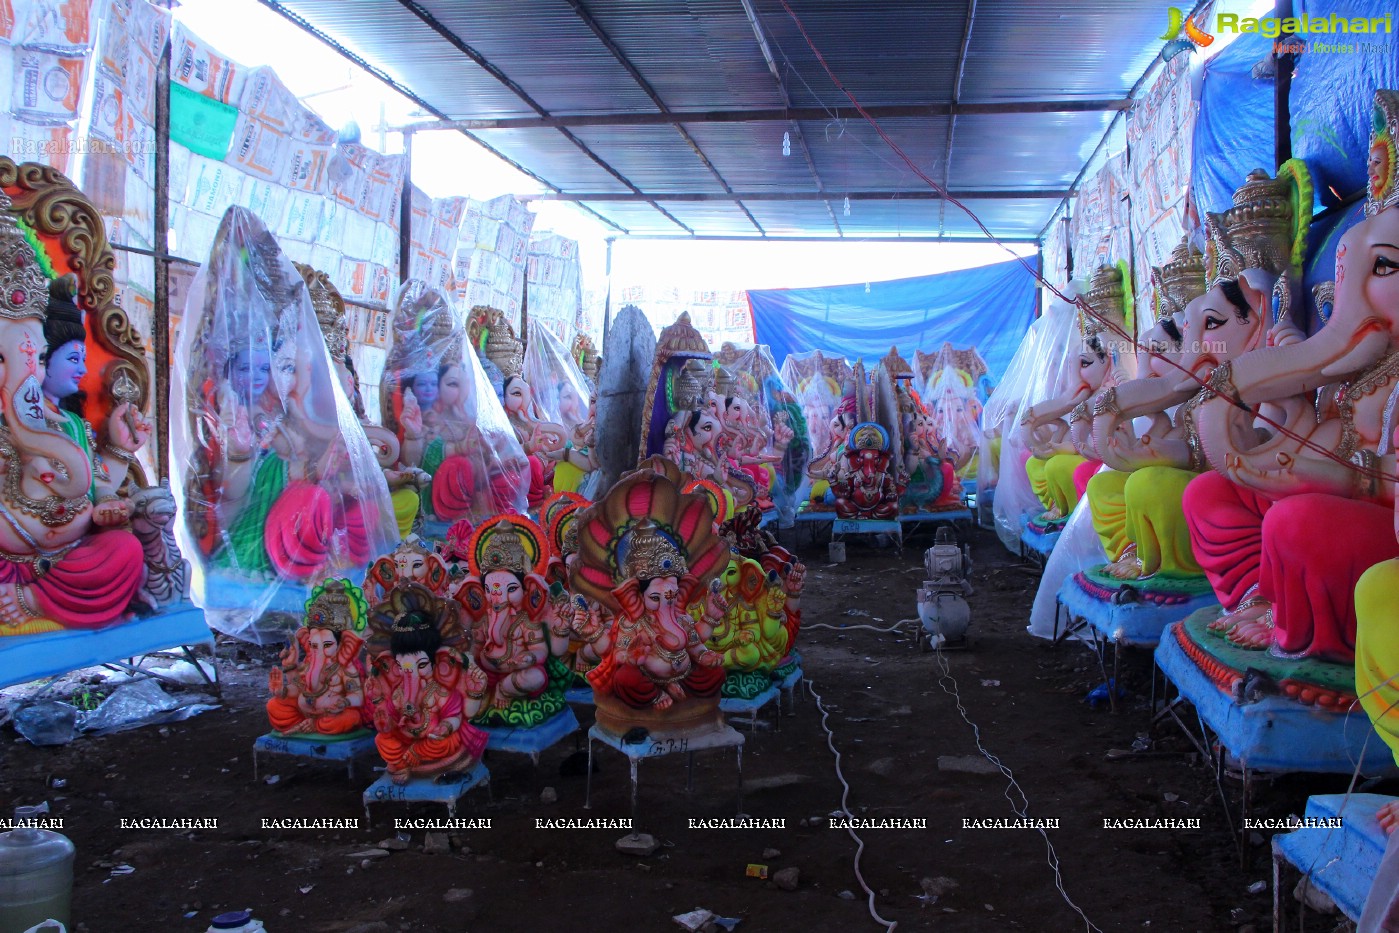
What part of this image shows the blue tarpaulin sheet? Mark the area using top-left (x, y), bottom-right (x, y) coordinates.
top-left (748, 258), bottom-right (1038, 381)
top-left (1292, 0), bottom-right (1399, 208)
top-left (1191, 31), bottom-right (1275, 219)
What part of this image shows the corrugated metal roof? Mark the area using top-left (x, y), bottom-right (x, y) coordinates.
top-left (268, 0), bottom-right (1174, 240)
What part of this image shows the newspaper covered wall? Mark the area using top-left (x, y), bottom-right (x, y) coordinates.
top-left (525, 231), bottom-right (581, 343)
top-left (454, 192), bottom-right (533, 328)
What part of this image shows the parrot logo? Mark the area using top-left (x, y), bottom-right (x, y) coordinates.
top-left (1160, 6), bottom-right (1214, 60)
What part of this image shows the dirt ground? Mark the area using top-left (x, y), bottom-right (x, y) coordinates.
top-left (1, 523), bottom-right (1372, 933)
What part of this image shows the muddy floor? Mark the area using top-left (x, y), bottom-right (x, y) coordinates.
top-left (1, 523), bottom-right (1374, 932)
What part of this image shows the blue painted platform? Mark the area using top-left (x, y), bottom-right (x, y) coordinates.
top-left (777, 664), bottom-right (803, 692)
top-left (1059, 573), bottom-right (1219, 647)
top-left (1155, 622), bottom-right (1396, 774)
top-left (1274, 793), bottom-right (1391, 922)
top-left (565, 686), bottom-right (595, 705)
top-left (362, 761), bottom-right (491, 821)
top-left (1019, 523), bottom-right (1061, 558)
top-left (897, 509), bottom-right (971, 526)
top-left (253, 730), bottom-right (376, 779)
top-left (832, 518), bottom-right (901, 534)
top-left (202, 575), bottom-right (318, 615)
top-left (795, 510), bottom-right (835, 523)
top-left (759, 509), bottom-right (778, 527)
top-left (720, 684), bottom-right (780, 715)
top-left (0, 602), bottom-right (212, 689)
top-left (480, 707), bottom-right (580, 760)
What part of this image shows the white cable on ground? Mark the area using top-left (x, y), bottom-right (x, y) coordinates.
top-left (807, 620), bottom-right (912, 634)
top-left (931, 638), bottom-right (1105, 933)
top-left (807, 676), bottom-right (899, 932)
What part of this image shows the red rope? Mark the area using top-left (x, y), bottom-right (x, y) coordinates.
top-left (774, 0), bottom-right (1394, 489)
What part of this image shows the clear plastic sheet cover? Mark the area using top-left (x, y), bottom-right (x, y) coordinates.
top-left (381, 280), bottom-right (531, 525)
top-left (716, 343), bottom-right (812, 525)
top-left (778, 350), bottom-right (852, 510)
top-left (524, 317), bottom-right (592, 430)
top-left (920, 347), bottom-right (987, 479)
top-left (989, 288), bottom-right (1083, 551)
top-left (171, 207), bottom-right (398, 638)
top-left (1027, 490), bottom-right (1106, 640)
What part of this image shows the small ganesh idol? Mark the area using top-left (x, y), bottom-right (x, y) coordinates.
top-left (0, 183), bottom-right (152, 632)
top-left (469, 306), bottom-right (564, 511)
top-left (174, 208), bottom-right (398, 626)
top-left (831, 422), bottom-right (904, 520)
top-left (570, 464), bottom-right (731, 737)
top-left (380, 283), bottom-right (530, 530)
top-left (542, 490), bottom-right (608, 683)
top-left (364, 581), bottom-right (489, 784)
top-left (266, 579), bottom-right (370, 738)
top-left (363, 535), bottom-right (451, 604)
top-left (455, 515), bottom-right (570, 728)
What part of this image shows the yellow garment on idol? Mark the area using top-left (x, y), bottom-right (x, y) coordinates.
top-left (1087, 469), bottom-right (1129, 561)
top-left (1026, 456), bottom-right (1051, 510)
top-left (1356, 558), bottom-right (1399, 765)
top-left (1043, 453), bottom-right (1087, 515)
top-left (553, 459), bottom-right (586, 494)
top-left (1124, 466), bottom-right (1201, 577)
top-left (392, 488), bottom-right (420, 539)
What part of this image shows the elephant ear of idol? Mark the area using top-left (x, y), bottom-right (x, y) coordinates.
top-left (0, 156), bottom-right (148, 483)
top-left (569, 465), bottom-right (725, 614)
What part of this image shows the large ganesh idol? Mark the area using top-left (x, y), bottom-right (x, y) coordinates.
top-left (364, 580), bottom-right (488, 784)
top-left (467, 306), bottom-right (563, 511)
top-left (922, 343), bottom-right (991, 487)
top-left (299, 264), bottom-right (427, 539)
top-left (266, 579), bottom-right (369, 738)
top-left (175, 208), bottom-right (398, 629)
top-left (832, 421), bottom-right (905, 520)
top-left (1017, 264), bottom-right (1130, 548)
top-left (779, 350), bottom-right (852, 512)
top-left (640, 313), bottom-right (755, 509)
top-left (1184, 94), bottom-right (1399, 666)
top-left (524, 318), bottom-right (599, 498)
top-left (873, 347), bottom-right (951, 514)
top-left (454, 514), bottom-right (570, 728)
top-left (570, 462), bottom-right (731, 737)
top-left (0, 169), bottom-right (162, 633)
top-left (379, 283), bottom-right (530, 535)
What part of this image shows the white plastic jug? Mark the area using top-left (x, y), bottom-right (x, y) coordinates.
top-left (0, 803), bottom-right (74, 933)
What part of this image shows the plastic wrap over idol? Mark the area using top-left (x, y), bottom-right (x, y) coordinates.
top-left (172, 207), bottom-right (398, 638)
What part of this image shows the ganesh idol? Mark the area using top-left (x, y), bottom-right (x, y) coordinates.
top-left (524, 318), bottom-right (600, 497)
top-left (1184, 93), bottom-right (1399, 664)
top-left (570, 463), bottom-right (731, 736)
top-left (175, 208), bottom-right (398, 615)
top-left (379, 283), bottom-right (530, 531)
top-left (1017, 263), bottom-right (1130, 536)
top-left (454, 514), bottom-right (570, 728)
top-left (266, 579), bottom-right (369, 737)
top-left (0, 184), bottom-right (150, 631)
top-left (364, 580), bottom-right (489, 784)
top-left (469, 306), bottom-right (564, 511)
top-left (299, 263), bottom-right (427, 539)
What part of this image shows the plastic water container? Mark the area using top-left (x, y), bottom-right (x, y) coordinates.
top-left (0, 803), bottom-right (74, 933)
top-left (206, 910), bottom-right (266, 932)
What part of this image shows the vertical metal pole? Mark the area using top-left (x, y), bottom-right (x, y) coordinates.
top-left (1273, 0), bottom-right (1294, 168)
top-left (601, 236), bottom-right (614, 346)
top-left (399, 130), bottom-right (413, 285)
top-left (520, 274), bottom-right (529, 340)
top-left (153, 21), bottom-right (172, 482)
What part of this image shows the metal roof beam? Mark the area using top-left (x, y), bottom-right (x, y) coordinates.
top-left (394, 0), bottom-right (693, 234)
top-left (939, 0), bottom-right (978, 235)
top-left (561, 0), bottom-right (765, 236)
top-left (525, 189), bottom-right (1071, 202)
top-left (256, 0), bottom-right (628, 234)
top-left (397, 99), bottom-right (1130, 133)
top-left (738, 0), bottom-right (842, 237)
top-left (619, 235), bottom-right (1040, 244)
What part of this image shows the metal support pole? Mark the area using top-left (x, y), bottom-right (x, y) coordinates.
top-left (398, 130), bottom-right (413, 284)
top-left (601, 237), bottom-right (614, 347)
top-left (152, 19), bottom-right (172, 481)
top-left (1273, 0), bottom-right (1295, 169)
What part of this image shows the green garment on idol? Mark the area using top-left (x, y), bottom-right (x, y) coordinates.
top-left (52, 409), bottom-right (98, 503)
top-left (215, 452), bottom-right (287, 576)
top-left (419, 436), bottom-right (445, 520)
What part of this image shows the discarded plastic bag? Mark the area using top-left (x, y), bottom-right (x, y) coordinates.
top-left (13, 701), bottom-right (79, 746)
top-left (79, 679), bottom-right (219, 736)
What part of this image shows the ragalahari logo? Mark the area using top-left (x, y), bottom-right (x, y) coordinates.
top-left (1161, 7), bottom-right (1215, 60)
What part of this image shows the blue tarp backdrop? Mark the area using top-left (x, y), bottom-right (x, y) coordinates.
top-left (748, 258), bottom-right (1039, 382)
